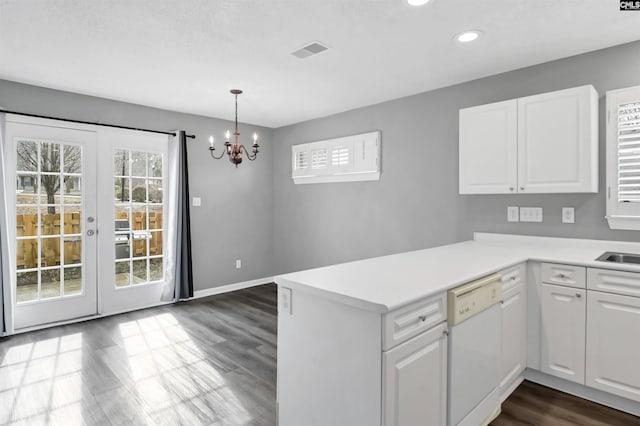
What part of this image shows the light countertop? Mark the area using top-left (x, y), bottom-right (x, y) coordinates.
top-left (274, 233), bottom-right (640, 313)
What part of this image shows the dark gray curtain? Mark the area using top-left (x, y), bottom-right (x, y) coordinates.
top-left (176, 131), bottom-right (193, 299)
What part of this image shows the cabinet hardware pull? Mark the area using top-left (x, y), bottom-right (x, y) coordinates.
top-left (418, 315), bottom-right (427, 322)
top-left (509, 187), bottom-right (514, 191)
top-left (443, 330), bottom-right (449, 336)
top-left (510, 276), bottom-right (516, 281)
top-left (558, 273), bottom-right (566, 279)
top-left (575, 293), bottom-right (582, 298)
top-left (520, 187), bottom-right (525, 191)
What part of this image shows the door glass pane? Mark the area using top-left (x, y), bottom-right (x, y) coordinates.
top-left (115, 262), bottom-right (130, 287)
top-left (114, 178), bottom-right (130, 203)
top-left (16, 140), bottom-right (38, 171)
top-left (132, 259), bottom-right (147, 285)
top-left (40, 142), bottom-right (61, 173)
top-left (131, 151), bottom-right (146, 177)
top-left (14, 139), bottom-right (84, 304)
top-left (16, 271), bottom-right (38, 303)
top-left (63, 239), bottom-right (81, 265)
top-left (112, 149), bottom-right (163, 288)
top-left (41, 269), bottom-right (61, 299)
top-left (62, 176), bottom-right (81, 203)
top-left (63, 145), bottom-right (82, 173)
top-left (149, 258), bottom-right (163, 282)
top-left (64, 267), bottom-right (82, 296)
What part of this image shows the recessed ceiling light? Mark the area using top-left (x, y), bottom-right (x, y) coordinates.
top-left (406, 0), bottom-right (431, 7)
top-left (456, 30), bottom-right (481, 43)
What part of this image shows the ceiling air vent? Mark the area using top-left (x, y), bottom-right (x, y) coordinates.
top-left (291, 42), bottom-right (329, 59)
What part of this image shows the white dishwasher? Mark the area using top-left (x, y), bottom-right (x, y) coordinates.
top-left (447, 273), bottom-right (502, 426)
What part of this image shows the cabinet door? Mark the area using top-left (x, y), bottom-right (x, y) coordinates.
top-left (586, 291), bottom-right (640, 402)
top-left (517, 85), bottom-right (598, 193)
top-left (459, 100), bottom-right (518, 194)
top-left (383, 322), bottom-right (447, 426)
top-left (500, 283), bottom-right (527, 396)
top-left (540, 284), bottom-right (586, 384)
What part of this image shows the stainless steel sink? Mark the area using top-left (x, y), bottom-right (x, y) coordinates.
top-left (596, 252), bottom-right (640, 265)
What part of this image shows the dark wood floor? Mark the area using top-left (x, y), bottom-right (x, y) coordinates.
top-left (0, 284), bottom-right (277, 425)
top-left (2, 284), bottom-right (639, 425)
top-left (492, 380), bottom-right (640, 426)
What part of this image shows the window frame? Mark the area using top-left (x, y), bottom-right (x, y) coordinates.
top-left (291, 131), bottom-right (381, 184)
top-left (606, 85), bottom-right (640, 230)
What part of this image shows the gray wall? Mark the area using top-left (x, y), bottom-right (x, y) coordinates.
top-left (0, 80), bottom-right (274, 291)
top-left (272, 41), bottom-right (640, 275)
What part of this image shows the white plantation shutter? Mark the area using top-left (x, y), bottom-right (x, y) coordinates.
top-left (291, 131), bottom-right (380, 184)
top-left (617, 102), bottom-right (640, 203)
top-left (606, 86), bottom-right (640, 230)
top-left (311, 149), bottom-right (328, 170)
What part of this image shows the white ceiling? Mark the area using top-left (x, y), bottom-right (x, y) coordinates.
top-left (1, 0), bottom-right (640, 128)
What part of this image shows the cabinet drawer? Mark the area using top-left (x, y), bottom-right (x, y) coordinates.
top-left (383, 293), bottom-right (446, 351)
top-left (501, 263), bottom-right (526, 293)
top-left (541, 263), bottom-right (586, 288)
top-left (587, 268), bottom-right (640, 298)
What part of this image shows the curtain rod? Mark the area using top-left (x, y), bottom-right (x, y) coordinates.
top-left (0, 109), bottom-right (196, 139)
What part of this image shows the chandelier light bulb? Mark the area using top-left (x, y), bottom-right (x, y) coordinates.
top-left (225, 130), bottom-right (231, 140)
top-left (209, 136), bottom-right (214, 147)
top-left (253, 132), bottom-right (258, 142)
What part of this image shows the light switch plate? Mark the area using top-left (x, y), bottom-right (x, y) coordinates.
top-left (192, 197), bottom-right (202, 207)
top-left (520, 207), bottom-right (543, 223)
top-left (562, 207), bottom-right (575, 224)
top-left (507, 206), bottom-right (519, 222)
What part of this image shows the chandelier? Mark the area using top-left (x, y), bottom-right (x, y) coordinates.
top-left (209, 89), bottom-right (259, 167)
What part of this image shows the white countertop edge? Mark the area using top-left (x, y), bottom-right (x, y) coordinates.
top-left (274, 233), bottom-right (640, 314)
top-left (275, 276), bottom-right (388, 313)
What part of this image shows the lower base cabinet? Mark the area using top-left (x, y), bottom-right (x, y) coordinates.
top-left (586, 290), bottom-right (640, 402)
top-left (500, 282), bottom-right (527, 395)
top-left (383, 322), bottom-right (448, 426)
top-left (540, 283), bottom-right (586, 384)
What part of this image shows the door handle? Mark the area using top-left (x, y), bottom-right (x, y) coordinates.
top-left (87, 216), bottom-right (95, 223)
top-left (87, 230), bottom-right (95, 237)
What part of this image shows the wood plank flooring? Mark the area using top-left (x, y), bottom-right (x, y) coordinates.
top-left (492, 381), bottom-right (640, 426)
top-left (2, 284), bottom-right (639, 425)
top-left (0, 284), bottom-right (277, 426)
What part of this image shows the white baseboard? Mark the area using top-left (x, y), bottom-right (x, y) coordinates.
top-left (524, 369), bottom-right (640, 417)
top-left (193, 276), bottom-right (274, 299)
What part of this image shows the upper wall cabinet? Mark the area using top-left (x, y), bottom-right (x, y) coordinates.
top-left (459, 85), bottom-right (599, 194)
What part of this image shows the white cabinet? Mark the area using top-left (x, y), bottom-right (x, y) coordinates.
top-left (383, 322), bottom-right (447, 426)
top-left (459, 100), bottom-right (518, 194)
top-left (586, 291), bottom-right (640, 402)
top-left (500, 281), bottom-right (527, 397)
top-left (540, 283), bottom-right (586, 384)
top-left (459, 85), bottom-right (598, 194)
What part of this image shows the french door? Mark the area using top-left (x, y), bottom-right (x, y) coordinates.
top-left (97, 128), bottom-right (169, 314)
top-left (5, 117), bottom-right (98, 329)
top-left (4, 115), bottom-right (170, 330)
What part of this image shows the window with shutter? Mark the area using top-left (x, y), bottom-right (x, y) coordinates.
top-left (606, 86), bottom-right (640, 230)
top-left (291, 131), bottom-right (381, 184)
top-left (617, 102), bottom-right (640, 203)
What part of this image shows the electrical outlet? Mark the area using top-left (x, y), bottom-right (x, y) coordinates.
top-left (192, 197), bottom-right (202, 207)
top-left (235, 259), bottom-right (241, 269)
top-left (280, 287), bottom-right (292, 315)
top-left (520, 207), bottom-right (543, 223)
top-left (562, 207), bottom-right (575, 224)
top-left (507, 206), bottom-right (519, 222)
